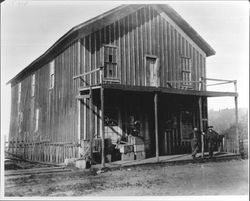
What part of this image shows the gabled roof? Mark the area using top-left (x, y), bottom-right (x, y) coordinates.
top-left (7, 4), bottom-right (215, 85)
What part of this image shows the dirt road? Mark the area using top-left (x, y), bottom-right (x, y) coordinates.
top-left (5, 159), bottom-right (248, 196)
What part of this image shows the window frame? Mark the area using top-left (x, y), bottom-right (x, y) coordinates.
top-left (49, 60), bottom-right (55, 89)
top-left (103, 45), bottom-right (120, 82)
top-left (31, 74), bottom-right (36, 97)
top-left (17, 82), bottom-right (22, 116)
top-left (180, 55), bottom-right (192, 87)
top-left (145, 55), bottom-right (159, 87)
top-left (35, 108), bottom-right (39, 132)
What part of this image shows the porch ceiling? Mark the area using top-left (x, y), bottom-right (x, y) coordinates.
top-left (101, 84), bottom-right (238, 97)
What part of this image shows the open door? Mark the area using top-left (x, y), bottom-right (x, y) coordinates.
top-left (180, 111), bottom-right (193, 141)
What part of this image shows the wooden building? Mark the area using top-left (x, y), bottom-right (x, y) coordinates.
top-left (7, 4), bottom-right (238, 165)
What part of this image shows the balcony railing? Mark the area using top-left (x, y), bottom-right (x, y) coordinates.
top-left (165, 77), bottom-right (237, 93)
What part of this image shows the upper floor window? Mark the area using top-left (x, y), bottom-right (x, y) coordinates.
top-left (31, 74), bottom-right (36, 97)
top-left (49, 60), bottom-right (55, 89)
top-left (18, 82), bottom-right (21, 108)
top-left (104, 46), bottom-right (118, 80)
top-left (180, 56), bottom-right (192, 87)
top-left (35, 108), bottom-right (39, 132)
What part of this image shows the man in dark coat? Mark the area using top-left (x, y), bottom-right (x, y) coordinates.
top-left (205, 126), bottom-right (219, 158)
top-left (190, 127), bottom-right (200, 159)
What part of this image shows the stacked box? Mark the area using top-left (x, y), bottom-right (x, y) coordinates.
top-left (135, 151), bottom-right (146, 160)
top-left (134, 144), bottom-right (145, 152)
top-left (105, 154), bottom-right (112, 162)
top-left (75, 159), bottom-right (87, 169)
top-left (118, 144), bottom-right (134, 154)
top-left (121, 152), bottom-right (135, 161)
top-left (64, 158), bottom-right (77, 166)
top-left (128, 135), bottom-right (144, 145)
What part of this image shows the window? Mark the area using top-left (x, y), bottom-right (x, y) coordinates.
top-left (49, 60), bottom-right (55, 89)
top-left (17, 82), bottom-right (22, 133)
top-left (35, 108), bottom-right (39, 132)
top-left (146, 56), bottom-right (158, 87)
top-left (18, 112), bottom-right (23, 133)
top-left (104, 46), bottom-right (118, 79)
top-left (180, 56), bottom-right (192, 86)
top-left (31, 74), bottom-right (35, 97)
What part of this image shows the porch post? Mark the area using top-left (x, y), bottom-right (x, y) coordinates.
top-left (89, 86), bottom-right (93, 161)
top-left (77, 99), bottom-right (81, 158)
top-left (154, 92), bottom-right (159, 162)
top-left (77, 39), bottom-right (81, 158)
top-left (198, 97), bottom-right (204, 158)
top-left (100, 68), bottom-right (105, 167)
top-left (234, 81), bottom-right (239, 154)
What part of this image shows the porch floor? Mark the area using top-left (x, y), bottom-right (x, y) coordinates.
top-left (93, 152), bottom-right (240, 170)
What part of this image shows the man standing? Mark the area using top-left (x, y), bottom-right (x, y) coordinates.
top-left (205, 126), bottom-right (219, 158)
top-left (190, 127), bottom-right (199, 159)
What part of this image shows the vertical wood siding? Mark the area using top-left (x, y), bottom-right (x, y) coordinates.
top-left (9, 5), bottom-right (208, 160)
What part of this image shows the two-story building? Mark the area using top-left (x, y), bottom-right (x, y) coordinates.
top-left (7, 4), bottom-right (238, 166)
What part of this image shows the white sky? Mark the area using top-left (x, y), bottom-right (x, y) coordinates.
top-left (1, 1), bottom-right (249, 137)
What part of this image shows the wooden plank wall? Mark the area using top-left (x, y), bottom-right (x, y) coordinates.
top-left (9, 85), bottom-right (18, 139)
top-left (9, 42), bottom-right (79, 144)
top-left (77, 5), bottom-right (207, 143)
top-left (8, 5), bottom-right (208, 161)
top-left (78, 5), bottom-right (206, 89)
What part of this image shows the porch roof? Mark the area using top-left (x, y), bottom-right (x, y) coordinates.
top-left (80, 84), bottom-right (238, 97)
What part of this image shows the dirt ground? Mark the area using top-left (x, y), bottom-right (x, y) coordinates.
top-left (5, 159), bottom-right (248, 197)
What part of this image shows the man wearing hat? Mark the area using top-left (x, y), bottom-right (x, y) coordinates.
top-left (204, 126), bottom-right (219, 158)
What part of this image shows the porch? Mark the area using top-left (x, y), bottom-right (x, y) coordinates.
top-left (78, 83), bottom-right (239, 165)
top-left (93, 151), bottom-right (241, 170)
top-left (75, 68), bottom-right (240, 167)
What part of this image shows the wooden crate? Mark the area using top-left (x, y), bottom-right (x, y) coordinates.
top-left (118, 144), bottom-right (134, 154)
top-left (121, 152), bottom-right (135, 161)
top-left (135, 151), bottom-right (145, 160)
top-left (134, 144), bottom-right (145, 152)
top-left (128, 135), bottom-right (144, 145)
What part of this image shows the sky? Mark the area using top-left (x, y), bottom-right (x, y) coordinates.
top-left (1, 0), bottom-right (249, 137)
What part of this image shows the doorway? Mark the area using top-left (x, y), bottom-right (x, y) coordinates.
top-left (146, 56), bottom-right (158, 87)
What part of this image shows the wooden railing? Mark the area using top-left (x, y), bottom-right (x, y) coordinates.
top-left (165, 77), bottom-right (237, 93)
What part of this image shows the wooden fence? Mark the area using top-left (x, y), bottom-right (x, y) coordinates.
top-left (223, 138), bottom-right (238, 153)
top-left (7, 140), bottom-right (79, 164)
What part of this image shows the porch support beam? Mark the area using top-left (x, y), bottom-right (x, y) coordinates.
top-left (198, 97), bottom-right (204, 158)
top-left (77, 99), bottom-right (81, 158)
top-left (100, 68), bottom-right (105, 167)
top-left (154, 92), bottom-right (159, 162)
top-left (89, 86), bottom-right (93, 161)
top-left (77, 39), bottom-right (81, 158)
